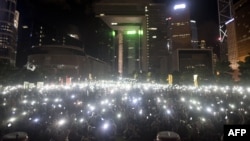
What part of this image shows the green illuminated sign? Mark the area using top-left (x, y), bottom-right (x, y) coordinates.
top-left (126, 30), bottom-right (137, 35)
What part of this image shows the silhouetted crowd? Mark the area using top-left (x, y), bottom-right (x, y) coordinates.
top-left (0, 82), bottom-right (250, 141)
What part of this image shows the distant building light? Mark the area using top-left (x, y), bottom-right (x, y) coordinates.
top-left (152, 35), bottom-right (157, 39)
top-left (22, 25), bottom-right (28, 29)
top-left (166, 17), bottom-right (172, 20)
top-left (138, 30), bottom-right (143, 35)
top-left (148, 27), bottom-right (157, 30)
top-left (145, 6), bottom-right (148, 12)
top-left (174, 4), bottom-right (186, 10)
top-left (14, 11), bottom-right (19, 29)
top-left (190, 20), bottom-right (196, 23)
top-left (127, 30), bottom-right (137, 35)
top-left (100, 13), bottom-right (105, 16)
top-left (68, 34), bottom-right (79, 40)
top-left (111, 23), bottom-right (118, 25)
top-left (225, 18), bottom-right (234, 25)
top-left (112, 31), bottom-right (116, 36)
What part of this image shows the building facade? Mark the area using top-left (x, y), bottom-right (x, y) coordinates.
top-left (94, 0), bottom-right (171, 78)
top-left (146, 3), bottom-right (169, 78)
top-left (0, 0), bottom-right (18, 66)
top-left (168, 2), bottom-right (192, 51)
top-left (225, 0), bottom-right (250, 81)
top-left (27, 45), bottom-right (111, 80)
top-left (94, 0), bottom-right (147, 77)
top-left (190, 20), bottom-right (199, 49)
top-left (234, 0), bottom-right (250, 62)
top-left (94, 0), bottom-right (214, 78)
top-left (167, 1), bottom-right (213, 73)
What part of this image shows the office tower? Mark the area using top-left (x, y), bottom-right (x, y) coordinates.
top-left (168, 2), bottom-right (192, 51)
top-left (226, 18), bottom-right (238, 69)
top-left (0, 0), bottom-right (18, 66)
top-left (16, 20), bottom-right (86, 66)
top-left (94, 0), bottom-right (170, 77)
top-left (19, 22), bottom-right (83, 48)
top-left (225, 0), bottom-right (250, 81)
top-left (167, 1), bottom-right (213, 73)
top-left (95, 0), bottom-right (146, 76)
top-left (25, 23), bottom-right (112, 79)
top-left (94, 0), bottom-right (214, 78)
top-left (27, 44), bottom-right (111, 80)
top-left (190, 20), bottom-right (199, 48)
top-left (146, 3), bottom-right (169, 78)
top-left (234, 0), bottom-right (250, 62)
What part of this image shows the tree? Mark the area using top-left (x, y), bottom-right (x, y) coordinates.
top-left (172, 70), bottom-right (181, 85)
top-left (238, 55), bottom-right (250, 85)
top-left (214, 60), bottom-right (234, 85)
top-left (0, 61), bottom-right (17, 85)
top-left (0, 60), bottom-right (45, 85)
top-left (193, 66), bottom-right (215, 85)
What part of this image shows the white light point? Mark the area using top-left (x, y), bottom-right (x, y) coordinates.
top-left (180, 97), bottom-right (185, 102)
top-left (33, 118), bottom-right (39, 123)
top-left (174, 4), bottom-right (186, 10)
top-left (79, 118), bottom-right (84, 123)
top-left (139, 109), bottom-right (143, 115)
top-left (9, 117), bottom-right (16, 122)
top-left (220, 108), bottom-right (225, 112)
top-left (166, 109), bottom-right (171, 115)
top-left (117, 113), bottom-right (122, 119)
top-left (22, 112), bottom-right (27, 116)
top-left (201, 117), bottom-right (206, 122)
top-left (22, 100), bottom-right (28, 104)
top-left (71, 95), bottom-right (75, 99)
top-left (7, 123), bottom-right (12, 127)
top-left (206, 107), bottom-right (212, 113)
top-left (102, 122), bottom-right (109, 130)
top-left (58, 119), bottom-right (66, 126)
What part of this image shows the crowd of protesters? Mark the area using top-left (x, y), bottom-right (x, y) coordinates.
top-left (0, 80), bottom-right (250, 141)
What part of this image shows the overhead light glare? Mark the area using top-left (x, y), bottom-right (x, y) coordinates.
top-left (225, 18), bottom-right (234, 25)
top-left (174, 4), bottom-right (186, 10)
top-left (111, 23), bottom-right (118, 25)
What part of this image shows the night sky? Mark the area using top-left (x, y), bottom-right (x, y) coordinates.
top-left (17, 0), bottom-right (219, 51)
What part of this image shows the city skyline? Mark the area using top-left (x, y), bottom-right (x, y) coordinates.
top-left (14, 0), bottom-right (222, 74)
top-left (17, 0), bottom-right (219, 48)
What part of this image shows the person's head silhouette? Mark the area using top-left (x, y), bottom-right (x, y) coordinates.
top-left (155, 131), bottom-right (181, 141)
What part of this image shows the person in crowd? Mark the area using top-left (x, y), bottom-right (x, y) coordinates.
top-left (0, 82), bottom-right (249, 141)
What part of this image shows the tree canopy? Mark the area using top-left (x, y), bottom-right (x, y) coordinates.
top-left (238, 55), bottom-right (250, 85)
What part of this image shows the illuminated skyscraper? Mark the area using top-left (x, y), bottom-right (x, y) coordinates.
top-left (0, 0), bottom-right (18, 66)
top-left (190, 20), bottom-right (199, 48)
top-left (146, 3), bottom-right (169, 78)
top-left (95, 0), bottom-right (147, 76)
top-left (167, 1), bottom-right (213, 73)
top-left (234, 0), bottom-right (250, 62)
top-left (225, 0), bottom-right (250, 81)
top-left (95, 0), bottom-right (213, 77)
top-left (94, 0), bottom-right (170, 77)
top-left (168, 2), bottom-right (192, 51)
